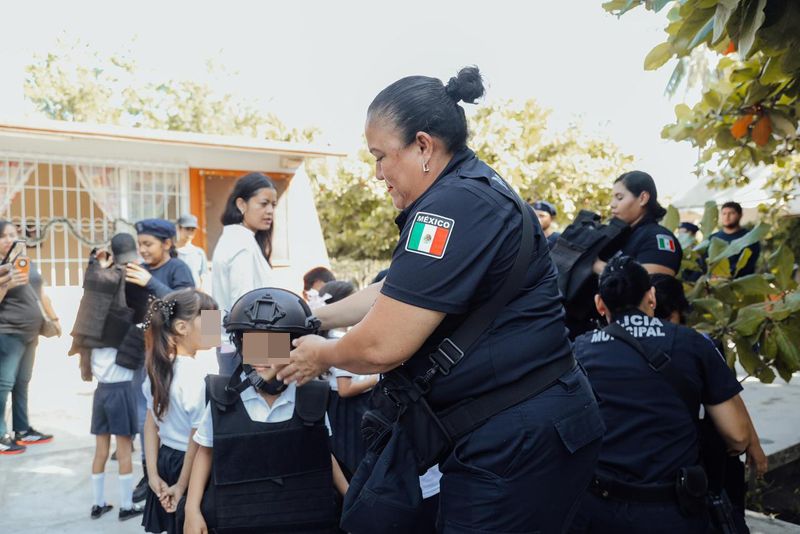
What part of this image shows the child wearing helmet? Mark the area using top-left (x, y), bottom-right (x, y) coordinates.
top-left (183, 287), bottom-right (348, 534)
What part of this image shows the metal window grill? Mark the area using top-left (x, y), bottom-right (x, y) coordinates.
top-left (1, 151), bottom-right (188, 287)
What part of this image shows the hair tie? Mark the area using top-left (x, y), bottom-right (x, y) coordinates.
top-left (142, 298), bottom-right (177, 330)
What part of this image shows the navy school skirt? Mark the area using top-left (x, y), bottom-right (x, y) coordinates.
top-left (327, 390), bottom-right (371, 479)
top-left (142, 444), bottom-right (185, 534)
top-left (91, 381), bottom-right (138, 437)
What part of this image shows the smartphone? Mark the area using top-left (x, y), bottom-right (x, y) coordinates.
top-left (14, 256), bottom-right (30, 274)
top-left (1, 240), bottom-right (26, 265)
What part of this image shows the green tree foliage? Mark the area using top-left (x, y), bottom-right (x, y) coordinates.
top-left (311, 99), bottom-right (633, 260)
top-left (605, 1), bottom-right (800, 382)
top-left (603, 0), bottom-right (800, 211)
top-left (24, 39), bottom-right (317, 142)
top-left (666, 201), bottom-right (800, 382)
top-left (470, 100), bottom-right (634, 224)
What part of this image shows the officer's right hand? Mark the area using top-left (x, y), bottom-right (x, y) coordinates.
top-left (183, 508), bottom-right (208, 534)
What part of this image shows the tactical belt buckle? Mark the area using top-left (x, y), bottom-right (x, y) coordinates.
top-left (429, 338), bottom-right (464, 376)
top-left (649, 351), bottom-right (671, 372)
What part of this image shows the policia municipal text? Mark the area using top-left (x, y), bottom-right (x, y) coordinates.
top-left (279, 67), bottom-right (605, 532)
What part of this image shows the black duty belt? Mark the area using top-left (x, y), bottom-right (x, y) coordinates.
top-left (590, 476), bottom-right (676, 503)
top-left (438, 354), bottom-right (576, 441)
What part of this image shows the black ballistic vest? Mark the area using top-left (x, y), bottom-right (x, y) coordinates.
top-left (202, 376), bottom-right (337, 533)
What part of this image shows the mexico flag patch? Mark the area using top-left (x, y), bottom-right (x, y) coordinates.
top-left (406, 212), bottom-right (454, 259)
top-left (656, 234), bottom-right (676, 252)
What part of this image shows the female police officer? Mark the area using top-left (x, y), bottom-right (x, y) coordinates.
top-left (278, 67), bottom-right (605, 532)
top-left (570, 256), bottom-right (754, 533)
top-left (596, 171), bottom-right (682, 276)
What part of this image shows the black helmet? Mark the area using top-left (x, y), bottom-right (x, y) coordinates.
top-left (224, 288), bottom-right (320, 348)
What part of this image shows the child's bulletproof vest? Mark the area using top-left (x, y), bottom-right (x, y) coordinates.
top-left (201, 376), bottom-right (338, 533)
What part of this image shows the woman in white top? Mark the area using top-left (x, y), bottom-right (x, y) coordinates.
top-left (212, 173), bottom-right (277, 376)
top-left (140, 289), bottom-right (219, 534)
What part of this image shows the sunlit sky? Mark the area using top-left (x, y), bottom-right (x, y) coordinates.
top-left (0, 1), bottom-right (701, 199)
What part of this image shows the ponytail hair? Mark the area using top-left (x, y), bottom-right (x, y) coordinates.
top-left (144, 288), bottom-right (218, 420)
top-left (598, 256), bottom-right (652, 320)
top-left (614, 171), bottom-right (667, 221)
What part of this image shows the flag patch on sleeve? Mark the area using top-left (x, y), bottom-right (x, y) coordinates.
top-left (405, 212), bottom-right (454, 259)
top-left (656, 234), bottom-right (676, 252)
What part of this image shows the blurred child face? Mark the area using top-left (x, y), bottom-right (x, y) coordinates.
top-left (178, 226), bottom-right (196, 244)
top-left (138, 234), bottom-right (171, 266)
top-left (178, 314), bottom-right (219, 354)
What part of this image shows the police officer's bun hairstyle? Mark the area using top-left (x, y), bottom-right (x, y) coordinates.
top-left (598, 256), bottom-right (652, 319)
top-left (614, 171), bottom-right (667, 222)
top-left (145, 288), bottom-right (218, 420)
top-left (368, 66), bottom-right (485, 153)
top-left (651, 273), bottom-right (690, 324)
top-left (222, 172), bottom-right (276, 266)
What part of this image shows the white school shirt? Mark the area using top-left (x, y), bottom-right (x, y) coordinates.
top-left (327, 367), bottom-right (378, 393)
top-left (211, 224), bottom-right (273, 351)
top-left (142, 355), bottom-right (214, 452)
top-left (194, 379), bottom-right (331, 448)
top-left (177, 243), bottom-right (209, 287)
top-left (91, 347), bottom-right (134, 383)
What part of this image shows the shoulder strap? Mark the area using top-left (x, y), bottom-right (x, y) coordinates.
top-left (295, 380), bottom-right (330, 426)
top-left (603, 322), bottom-right (699, 419)
top-left (428, 189), bottom-right (535, 376)
top-left (205, 374), bottom-right (238, 410)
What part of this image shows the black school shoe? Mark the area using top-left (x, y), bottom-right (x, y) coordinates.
top-left (91, 503), bottom-right (114, 519)
top-left (118, 503), bottom-right (144, 521)
top-left (14, 427), bottom-right (53, 446)
top-left (132, 474), bottom-right (148, 502)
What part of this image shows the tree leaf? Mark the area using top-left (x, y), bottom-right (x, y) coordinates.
top-left (700, 201), bottom-right (718, 238)
top-left (773, 323), bottom-right (800, 371)
top-left (733, 247), bottom-right (753, 277)
top-left (728, 273), bottom-right (774, 297)
top-left (737, 0), bottom-right (767, 58)
top-left (728, 334), bottom-right (761, 374)
top-left (769, 243), bottom-right (796, 291)
top-left (708, 223), bottom-right (770, 264)
top-left (712, 1), bottom-right (736, 44)
top-left (645, 42), bottom-right (674, 70)
top-left (730, 305), bottom-right (768, 337)
top-left (663, 204), bottom-right (680, 232)
top-left (768, 110), bottom-right (797, 138)
top-left (692, 297), bottom-right (731, 325)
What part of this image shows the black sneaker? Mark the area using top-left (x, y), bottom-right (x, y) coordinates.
top-left (132, 475), bottom-right (148, 503)
top-left (90, 503), bottom-right (113, 519)
top-left (118, 503), bottom-right (144, 521)
top-left (0, 434), bottom-right (26, 455)
top-left (14, 427), bottom-right (53, 446)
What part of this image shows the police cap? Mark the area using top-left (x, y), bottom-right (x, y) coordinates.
top-left (135, 218), bottom-right (176, 240)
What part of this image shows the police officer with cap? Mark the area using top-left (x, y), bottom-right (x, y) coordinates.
top-left (596, 171), bottom-right (682, 276)
top-left (532, 200), bottom-right (561, 249)
top-left (280, 66), bottom-right (604, 533)
top-left (184, 287), bottom-right (347, 533)
top-left (570, 256), bottom-right (754, 533)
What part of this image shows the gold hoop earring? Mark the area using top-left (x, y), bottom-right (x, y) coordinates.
top-left (423, 161), bottom-right (430, 173)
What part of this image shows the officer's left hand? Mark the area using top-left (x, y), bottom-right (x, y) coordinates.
top-left (279, 335), bottom-right (331, 386)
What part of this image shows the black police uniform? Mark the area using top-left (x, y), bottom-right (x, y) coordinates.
top-left (570, 312), bottom-right (743, 534)
top-left (619, 216), bottom-right (683, 273)
top-left (547, 231), bottom-right (561, 250)
top-left (200, 377), bottom-right (338, 533)
top-left (381, 147), bottom-right (605, 532)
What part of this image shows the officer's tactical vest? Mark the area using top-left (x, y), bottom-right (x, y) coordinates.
top-left (201, 376), bottom-right (338, 533)
top-left (550, 210), bottom-right (630, 337)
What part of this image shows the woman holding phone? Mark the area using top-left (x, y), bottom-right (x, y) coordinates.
top-left (0, 220), bottom-right (57, 455)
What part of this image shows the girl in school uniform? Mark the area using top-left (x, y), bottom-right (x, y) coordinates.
top-left (140, 288), bottom-right (218, 534)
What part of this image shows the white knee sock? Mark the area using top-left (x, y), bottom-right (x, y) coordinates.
top-left (91, 473), bottom-right (105, 507)
top-left (119, 473), bottom-right (134, 509)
